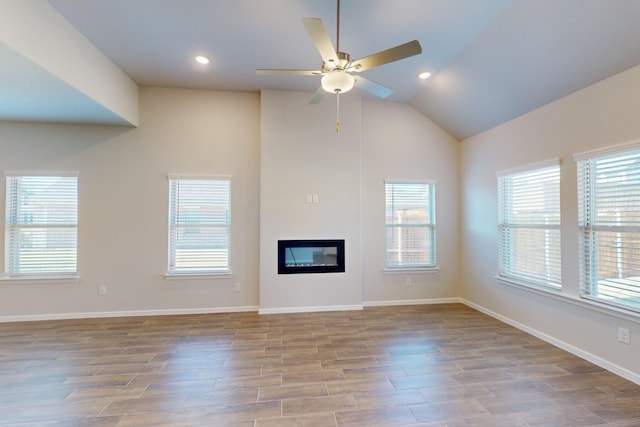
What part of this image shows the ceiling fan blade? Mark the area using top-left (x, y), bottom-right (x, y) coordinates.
top-left (256, 69), bottom-right (321, 76)
top-left (354, 76), bottom-right (393, 98)
top-left (302, 18), bottom-right (338, 64)
top-left (308, 87), bottom-right (325, 104)
top-left (350, 40), bottom-right (422, 72)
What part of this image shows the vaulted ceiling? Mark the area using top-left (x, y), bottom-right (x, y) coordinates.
top-left (3, 0), bottom-right (640, 140)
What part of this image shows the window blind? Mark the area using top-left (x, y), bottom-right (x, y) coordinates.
top-left (168, 178), bottom-right (231, 274)
top-left (497, 163), bottom-right (561, 288)
top-left (4, 174), bottom-right (78, 276)
top-left (577, 148), bottom-right (640, 312)
top-left (385, 181), bottom-right (435, 268)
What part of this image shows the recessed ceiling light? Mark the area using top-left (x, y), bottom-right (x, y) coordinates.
top-left (195, 55), bottom-right (210, 65)
top-left (418, 71), bottom-right (432, 80)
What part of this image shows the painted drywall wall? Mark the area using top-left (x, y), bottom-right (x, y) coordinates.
top-left (258, 92), bottom-right (460, 312)
top-left (258, 90), bottom-right (363, 313)
top-left (1, 86), bottom-right (458, 320)
top-left (361, 100), bottom-right (460, 304)
top-left (460, 64), bottom-right (640, 381)
top-left (0, 87), bottom-right (260, 319)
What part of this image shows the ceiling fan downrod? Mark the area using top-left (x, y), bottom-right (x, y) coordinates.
top-left (336, 0), bottom-right (341, 52)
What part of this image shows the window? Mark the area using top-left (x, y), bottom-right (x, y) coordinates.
top-left (4, 173), bottom-right (78, 278)
top-left (576, 144), bottom-right (640, 313)
top-left (497, 160), bottom-right (561, 289)
top-left (167, 176), bottom-right (231, 276)
top-left (385, 181), bottom-right (436, 269)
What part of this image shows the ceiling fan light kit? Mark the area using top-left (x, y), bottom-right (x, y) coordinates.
top-left (321, 71), bottom-right (355, 94)
top-left (257, 0), bottom-right (422, 131)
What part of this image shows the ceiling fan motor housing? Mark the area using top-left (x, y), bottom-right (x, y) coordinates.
top-left (323, 52), bottom-right (352, 72)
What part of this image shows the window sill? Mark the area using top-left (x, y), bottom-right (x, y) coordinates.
top-left (495, 275), bottom-right (561, 294)
top-left (384, 266), bottom-right (440, 274)
top-left (495, 275), bottom-right (640, 324)
top-left (0, 274), bottom-right (80, 285)
top-left (164, 271), bottom-right (232, 280)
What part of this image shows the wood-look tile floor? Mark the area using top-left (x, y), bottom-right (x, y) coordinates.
top-left (1, 304), bottom-right (639, 426)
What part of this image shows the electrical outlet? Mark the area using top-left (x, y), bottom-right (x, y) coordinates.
top-left (405, 277), bottom-right (412, 287)
top-left (235, 282), bottom-right (242, 292)
top-left (617, 327), bottom-right (630, 344)
top-left (98, 285), bottom-right (107, 296)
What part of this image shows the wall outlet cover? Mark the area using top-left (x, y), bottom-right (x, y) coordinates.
top-left (617, 327), bottom-right (630, 344)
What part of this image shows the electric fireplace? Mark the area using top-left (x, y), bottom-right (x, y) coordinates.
top-left (278, 239), bottom-right (345, 274)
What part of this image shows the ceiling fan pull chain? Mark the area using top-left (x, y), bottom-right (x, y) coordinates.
top-left (336, 92), bottom-right (341, 133)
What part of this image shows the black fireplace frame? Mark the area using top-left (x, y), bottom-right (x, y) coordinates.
top-left (277, 239), bottom-right (345, 274)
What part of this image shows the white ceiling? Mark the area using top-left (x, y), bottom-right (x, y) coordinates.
top-left (3, 0), bottom-right (640, 140)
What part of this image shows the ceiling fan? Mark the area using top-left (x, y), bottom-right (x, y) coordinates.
top-left (256, 0), bottom-right (422, 131)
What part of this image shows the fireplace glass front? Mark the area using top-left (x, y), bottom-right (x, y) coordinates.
top-left (278, 239), bottom-right (345, 274)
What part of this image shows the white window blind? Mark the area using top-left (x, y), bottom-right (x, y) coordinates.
top-left (4, 174), bottom-right (78, 277)
top-left (577, 147), bottom-right (640, 313)
top-left (385, 181), bottom-right (436, 269)
top-left (497, 162), bottom-right (561, 289)
top-left (168, 177), bottom-right (231, 275)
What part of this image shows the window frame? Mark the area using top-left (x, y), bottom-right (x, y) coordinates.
top-left (384, 179), bottom-right (437, 272)
top-left (166, 175), bottom-right (232, 279)
top-left (574, 141), bottom-right (640, 314)
top-left (2, 171), bottom-right (79, 282)
top-left (496, 159), bottom-right (561, 291)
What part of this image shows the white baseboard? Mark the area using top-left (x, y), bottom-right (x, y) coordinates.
top-left (258, 304), bottom-right (363, 315)
top-left (1, 299), bottom-right (456, 321)
top-left (363, 297), bottom-right (462, 307)
top-left (0, 305), bottom-right (259, 323)
top-left (461, 298), bottom-right (640, 386)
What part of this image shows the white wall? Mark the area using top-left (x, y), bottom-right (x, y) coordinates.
top-left (0, 87), bottom-right (260, 319)
top-left (258, 91), bottom-right (461, 313)
top-left (361, 100), bottom-right (460, 304)
top-left (460, 64), bottom-right (640, 382)
top-left (259, 90), bottom-right (363, 312)
top-left (1, 87), bottom-right (457, 319)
